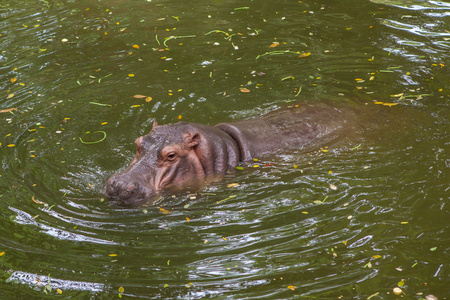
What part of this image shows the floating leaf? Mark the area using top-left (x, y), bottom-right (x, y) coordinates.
top-left (287, 285), bottom-right (296, 291)
top-left (145, 97), bottom-right (152, 102)
top-left (269, 42), bottom-right (280, 48)
top-left (239, 88), bottom-right (251, 93)
top-left (133, 95), bottom-right (147, 98)
top-left (236, 166), bottom-right (244, 170)
top-left (382, 103), bottom-right (398, 107)
top-left (185, 217), bottom-right (190, 223)
top-left (185, 282), bottom-right (193, 288)
top-left (57, 289), bottom-right (62, 295)
top-left (393, 287), bottom-right (402, 295)
top-left (32, 196), bottom-right (47, 205)
top-left (227, 183), bottom-right (240, 188)
top-left (118, 286), bottom-right (124, 293)
top-left (298, 52), bottom-right (311, 58)
top-left (11, 78), bottom-right (17, 83)
top-left (372, 255), bottom-right (382, 259)
top-left (0, 251), bottom-right (5, 256)
top-left (330, 184), bottom-right (337, 190)
top-left (390, 93), bottom-right (404, 97)
top-left (216, 195), bottom-right (237, 204)
top-left (430, 247), bottom-right (437, 251)
top-left (159, 207), bottom-right (171, 214)
top-left (7, 93), bottom-right (14, 99)
top-left (109, 254), bottom-right (118, 257)
top-left (1, 108), bottom-right (17, 113)
top-left (132, 44), bottom-right (140, 49)
top-left (79, 131), bottom-right (107, 144)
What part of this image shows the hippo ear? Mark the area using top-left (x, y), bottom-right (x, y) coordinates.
top-left (184, 133), bottom-right (200, 149)
top-left (151, 119), bottom-right (158, 131)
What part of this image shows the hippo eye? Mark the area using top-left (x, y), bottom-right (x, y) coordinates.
top-left (166, 152), bottom-right (176, 161)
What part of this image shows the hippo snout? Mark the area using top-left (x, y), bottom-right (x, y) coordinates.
top-left (105, 175), bottom-right (154, 204)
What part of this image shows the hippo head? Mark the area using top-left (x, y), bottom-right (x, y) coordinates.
top-left (105, 120), bottom-right (238, 205)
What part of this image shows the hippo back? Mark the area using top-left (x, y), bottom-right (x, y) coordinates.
top-left (215, 103), bottom-right (356, 161)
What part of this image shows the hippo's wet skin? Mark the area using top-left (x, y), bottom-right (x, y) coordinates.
top-left (105, 103), bottom-right (355, 205)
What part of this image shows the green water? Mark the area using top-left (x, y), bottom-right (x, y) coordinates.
top-left (0, 0), bottom-right (448, 299)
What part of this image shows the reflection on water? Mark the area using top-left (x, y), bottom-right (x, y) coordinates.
top-left (0, 0), bottom-right (448, 298)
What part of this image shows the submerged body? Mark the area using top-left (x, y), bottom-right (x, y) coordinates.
top-left (105, 103), bottom-right (356, 205)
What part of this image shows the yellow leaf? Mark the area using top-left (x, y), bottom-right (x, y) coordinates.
top-left (374, 101), bottom-right (384, 105)
top-left (390, 93), bottom-right (404, 97)
top-left (118, 286), bottom-right (124, 293)
top-left (382, 103), bottom-right (398, 107)
top-left (128, 74), bottom-right (135, 77)
top-left (0, 251), bottom-right (5, 256)
top-left (302, 211), bottom-right (308, 214)
top-left (131, 105), bottom-right (141, 108)
top-left (185, 217), bottom-right (190, 223)
top-left (222, 237), bottom-right (227, 241)
top-left (132, 44), bottom-right (140, 49)
top-left (355, 78), bottom-right (364, 82)
top-left (109, 254), bottom-right (118, 257)
top-left (57, 289), bottom-right (62, 295)
top-left (7, 144), bottom-right (15, 147)
top-left (133, 95), bottom-right (147, 98)
top-left (227, 183), bottom-right (240, 188)
top-left (298, 52), bottom-right (311, 58)
top-left (101, 122), bottom-right (108, 125)
top-left (239, 88), bottom-right (251, 93)
top-left (145, 97), bottom-right (152, 102)
top-left (11, 78), bottom-right (17, 83)
top-left (178, 115), bottom-right (182, 120)
top-left (7, 93), bottom-right (14, 99)
top-left (159, 207), bottom-right (171, 214)
top-left (328, 170), bottom-right (332, 174)
top-left (400, 221), bottom-right (409, 224)
top-left (372, 255), bottom-right (382, 259)
top-left (287, 285), bottom-right (296, 291)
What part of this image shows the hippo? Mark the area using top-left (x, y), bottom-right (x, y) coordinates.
top-left (105, 103), bottom-right (356, 205)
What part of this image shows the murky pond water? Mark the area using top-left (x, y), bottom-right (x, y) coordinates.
top-left (1, 0), bottom-right (449, 298)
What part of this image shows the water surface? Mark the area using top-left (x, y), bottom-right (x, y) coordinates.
top-left (0, 0), bottom-right (448, 298)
